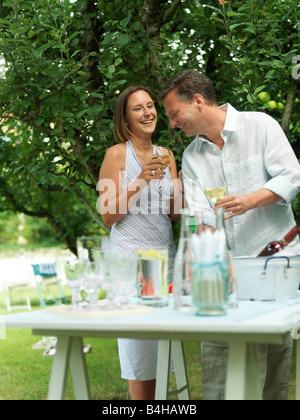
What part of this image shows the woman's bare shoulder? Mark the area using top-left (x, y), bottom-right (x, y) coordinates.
top-left (100, 142), bottom-right (127, 175)
top-left (105, 142), bottom-right (127, 158)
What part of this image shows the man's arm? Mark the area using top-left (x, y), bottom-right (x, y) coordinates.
top-left (216, 115), bottom-right (299, 220)
top-left (215, 188), bottom-right (283, 220)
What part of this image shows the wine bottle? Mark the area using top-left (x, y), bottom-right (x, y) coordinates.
top-left (257, 226), bottom-right (300, 257)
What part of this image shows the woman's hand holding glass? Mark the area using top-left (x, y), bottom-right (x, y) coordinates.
top-left (152, 146), bottom-right (171, 167)
top-left (138, 157), bottom-right (167, 184)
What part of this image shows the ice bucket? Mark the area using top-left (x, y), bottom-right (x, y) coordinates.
top-left (233, 255), bottom-right (300, 301)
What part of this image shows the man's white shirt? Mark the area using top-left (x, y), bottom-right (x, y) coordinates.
top-left (182, 104), bottom-right (300, 256)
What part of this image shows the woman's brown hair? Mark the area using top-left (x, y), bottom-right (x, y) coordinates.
top-left (114, 85), bottom-right (155, 142)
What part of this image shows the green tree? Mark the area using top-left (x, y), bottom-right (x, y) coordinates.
top-left (0, 0), bottom-right (299, 253)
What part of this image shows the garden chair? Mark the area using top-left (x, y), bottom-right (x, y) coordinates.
top-left (1, 259), bottom-right (32, 312)
top-left (4, 281), bottom-right (32, 312)
top-left (31, 261), bottom-right (67, 308)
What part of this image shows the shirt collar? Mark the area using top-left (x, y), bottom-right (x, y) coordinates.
top-left (221, 103), bottom-right (241, 132)
top-left (195, 103), bottom-right (240, 148)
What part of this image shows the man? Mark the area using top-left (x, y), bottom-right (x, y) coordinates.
top-left (159, 69), bottom-right (300, 400)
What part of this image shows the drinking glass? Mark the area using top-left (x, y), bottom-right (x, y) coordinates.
top-left (76, 236), bottom-right (109, 309)
top-left (136, 247), bottom-right (169, 307)
top-left (204, 176), bottom-right (227, 207)
top-left (83, 251), bottom-right (107, 311)
top-left (191, 261), bottom-right (228, 316)
top-left (77, 235), bottom-right (109, 263)
top-left (106, 252), bottom-right (138, 309)
top-left (152, 146), bottom-right (171, 167)
top-left (63, 258), bottom-right (85, 311)
top-left (205, 187), bottom-right (227, 204)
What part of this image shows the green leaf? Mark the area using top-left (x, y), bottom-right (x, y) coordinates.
top-left (254, 86), bottom-right (267, 96)
top-left (229, 23), bottom-right (245, 31)
top-left (36, 118), bottom-right (45, 126)
top-left (247, 93), bottom-right (255, 104)
top-left (76, 109), bottom-right (87, 119)
top-left (71, 50), bottom-right (82, 58)
top-left (90, 92), bottom-right (104, 99)
top-left (117, 33), bottom-right (130, 47)
top-left (227, 11), bottom-right (240, 17)
top-left (120, 16), bottom-right (131, 28)
top-left (245, 26), bottom-right (256, 35)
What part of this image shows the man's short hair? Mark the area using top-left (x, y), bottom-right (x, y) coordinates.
top-left (158, 69), bottom-right (218, 105)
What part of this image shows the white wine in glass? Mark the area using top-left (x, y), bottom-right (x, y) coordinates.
top-left (152, 146), bottom-right (171, 167)
top-left (205, 187), bottom-right (227, 203)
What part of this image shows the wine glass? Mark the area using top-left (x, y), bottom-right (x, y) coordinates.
top-left (205, 187), bottom-right (227, 204)
top-left (152, 145), bottom-right (171, 167)
top-left (63, 258), bottom-right (85, 312)
top-left (83, 252), bottom-right (107, 311)
top-left (204, 176), bottom-right (227, 207)
top-left (77, 236), bottom-right (108, 263)
top-left (76, 236), bottom-right (109, 310)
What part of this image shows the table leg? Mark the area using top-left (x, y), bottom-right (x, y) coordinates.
top-left (171, 341), bottom-right (190, 400)
top-left (70, 337), bottom-right (91, 400)
top-left (48, 336), bottom-right (72, 400)
top-left (225, 342), bottom-right (262, 400)
top-left (155, 340), bottom-right (171, 400)
top-left (296, 339), bottom-right (300, 401)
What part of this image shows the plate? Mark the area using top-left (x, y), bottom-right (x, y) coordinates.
top-left (47, 304), bottom-right (154, 318)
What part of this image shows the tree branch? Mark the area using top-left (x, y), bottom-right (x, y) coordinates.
top-left (161, 0), bottom-right (182, 25)
top-left (74, 186), bottom-right (110, 233)
top-left (0, 179), bottom-right (49, 217)
top-left (141, 0), bottom-right (182, 89)
top-left (73, 129), bottom-right (99, 187)
top-left (281, 78), bottom-right (299, 135)
top-left (48, 169), bottom-right (94, 189)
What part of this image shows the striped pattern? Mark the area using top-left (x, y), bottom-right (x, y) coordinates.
top-left (109, 140), bottom-right (176, 276)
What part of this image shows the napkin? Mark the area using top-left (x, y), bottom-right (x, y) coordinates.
top-left (190, 230), bottom-right (226, 264)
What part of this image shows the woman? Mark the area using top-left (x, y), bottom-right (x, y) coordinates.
top-left (99, 86), bottom-right (180, 400)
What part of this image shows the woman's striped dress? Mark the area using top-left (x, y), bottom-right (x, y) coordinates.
top-left (109, 140), bottom-right (176, 380)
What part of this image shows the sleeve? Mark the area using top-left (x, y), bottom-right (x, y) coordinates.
top-left (182, 151), bottom-right (216, 229)
top-left (262, 116), bottom-right (300, 204)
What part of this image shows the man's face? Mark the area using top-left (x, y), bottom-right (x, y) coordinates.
top-left (163, 90), bottom-right (202, 137)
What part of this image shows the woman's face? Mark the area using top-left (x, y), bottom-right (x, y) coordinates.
top-left (125, 90), bottom-right (157, 139)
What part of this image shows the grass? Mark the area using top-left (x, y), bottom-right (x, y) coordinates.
top-left (0, 308), bottom-right (203, 400)
top-left (0, 327), bottom-right (128, 400)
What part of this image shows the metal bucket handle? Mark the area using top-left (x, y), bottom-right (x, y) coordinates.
top-left (261, 256), bottom-right (291, 280)
top-left (264, 256), bottom-right (291, 270)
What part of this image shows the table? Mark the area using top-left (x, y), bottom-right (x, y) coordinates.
top-left (3, 296), bottom-right (300, 400)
